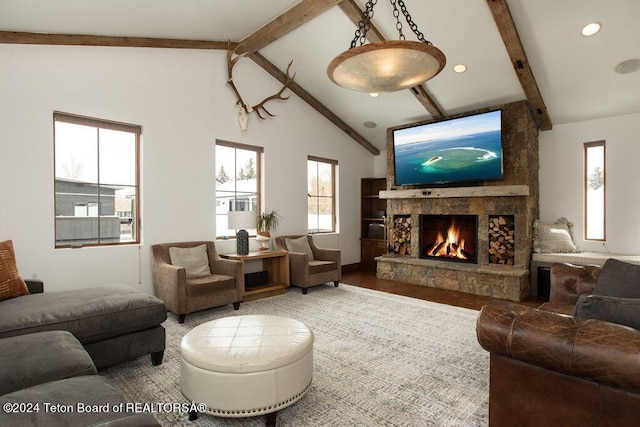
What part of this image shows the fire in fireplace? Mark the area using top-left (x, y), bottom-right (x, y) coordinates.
top-left (420, 215), bottom-right (477, 263)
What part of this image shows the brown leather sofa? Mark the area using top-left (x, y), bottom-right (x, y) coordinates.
top-left (476, 261), bottom-right (640, 426)
top-left (537, 262), bottom-right (601, 314)
top-left (477, 301), bottom-right (640, 426)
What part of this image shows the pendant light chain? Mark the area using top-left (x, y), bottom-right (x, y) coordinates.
top-left (351, 0), bottom-right (377, 48)
top-left (350, 0), bottom-right (434, 48)
top-left (396, 0), bottom-right (432, 45)
top-left (390, 0), bottom-right (406, 41)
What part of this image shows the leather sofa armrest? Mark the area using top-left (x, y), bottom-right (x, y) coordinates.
top-left (25, 279), bottom-right (44, 294)
top-left (549, 262), bottom-right (600, 304)
top-left (477, 301), bottom-right (640, 393)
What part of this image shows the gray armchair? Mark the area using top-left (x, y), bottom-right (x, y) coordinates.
top-left (151, 241), bottom-right (243, 323)
top-left (274, 235), bottom-right (341, 294)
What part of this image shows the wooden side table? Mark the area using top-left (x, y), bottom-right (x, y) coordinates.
top-left (220, 250), bottom-right (290, 301)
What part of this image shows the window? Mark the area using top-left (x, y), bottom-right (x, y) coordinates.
top-left (54, 112), bottom-right (140, 248)
top-left (215, 140), bottom-right (262, 238)
top-left (584, 141), bottom-right (606, 240)
top-left (308, 156), bottom-right (337, 233)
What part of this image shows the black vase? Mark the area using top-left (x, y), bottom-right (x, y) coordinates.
top-left (236, 229), bottom-right (249, 255)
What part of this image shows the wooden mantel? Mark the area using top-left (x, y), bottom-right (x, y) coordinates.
top-left (379, 185), bottom-right (529, 200)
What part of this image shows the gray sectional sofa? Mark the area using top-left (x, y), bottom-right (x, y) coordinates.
top-left (0, 280), bottom-right (167, 426)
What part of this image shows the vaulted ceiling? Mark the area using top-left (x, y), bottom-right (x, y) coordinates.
top-left (1, 0), bottom-right (638, 154)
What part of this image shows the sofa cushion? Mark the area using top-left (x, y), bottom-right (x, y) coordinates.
top-left (574, 294), bottom-right (640, 330)
top-left (593, 258), bottom-right (640, 298)
top-left (286, 236), bottom-right (315, 261)
top-left (0, 240), bottom-right (29, 302)
top-left (0, 376), bottom-right (160, 426)
top-left (0, 285), bottom-right (167, 344)
top-left (533, 218), bottom-right (581, 254)
top-left (0, 331), bottom-right (96, 396)
top-left (169, 244), bottom-right (212, 278)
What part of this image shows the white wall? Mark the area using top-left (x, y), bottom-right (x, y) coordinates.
top-left (539, 111), bottom-right (640, 254)
top-left (0, 44), bottom-right (376, 293)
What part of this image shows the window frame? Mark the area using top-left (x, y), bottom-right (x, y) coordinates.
top-left (307, 155), bottom-right (337, 234)
top-left (583, 140), bottom-right (606, 241)
top-left (53, 112), bottom-right (141, 248)
top-left (215, 139), bottom-right (263, 239)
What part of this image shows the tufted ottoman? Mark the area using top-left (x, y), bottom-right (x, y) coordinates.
top-left (180, 315), bottom-right (313, 426)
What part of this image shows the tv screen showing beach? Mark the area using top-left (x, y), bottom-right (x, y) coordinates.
top-left (393, 110), bottom-right (503, 186)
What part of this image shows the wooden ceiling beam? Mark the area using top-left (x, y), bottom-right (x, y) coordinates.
top-left (235, 0), bottom-right (344, 56)
top-left (249, 52), bottom-right (380, 155)
top-left (0, 31), bottom-right (233, 50)
top-left (487, 0), bottom-right (552, 130)
top-left (338, 0), bottom-right (445, 120)
top-left (0, 30), bottom-right (379, 154)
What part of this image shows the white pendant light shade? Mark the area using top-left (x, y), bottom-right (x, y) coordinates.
top-left (328, 40), bottom-right (446, 93)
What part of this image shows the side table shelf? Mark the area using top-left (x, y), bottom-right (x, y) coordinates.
top-left (220, 250), bottom-right (290, 302)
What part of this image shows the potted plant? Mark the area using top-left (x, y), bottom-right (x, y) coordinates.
top-left (257, 210), bottom-right (282, 237)
top-left (256, 210), bottom-right (282, 250)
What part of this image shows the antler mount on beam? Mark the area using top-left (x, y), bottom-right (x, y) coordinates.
top-left (227, 47), bottom-right (295, 135)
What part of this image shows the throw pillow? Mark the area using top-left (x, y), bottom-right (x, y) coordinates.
top-left (286, 236), bottom-right (315, 261)
top-left (592, 258), bottom-right (640, 298)
top-left (573, 294), bottom-right (640, 330)
top-left (0, 240), bottom-right (30, 301)
top-left (169, 244), bottom-right (212, 279)
top-left (532, 217), bottom-right (582, 253)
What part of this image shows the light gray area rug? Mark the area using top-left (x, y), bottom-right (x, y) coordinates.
top-left (102, 284), bottom-right (489, 426)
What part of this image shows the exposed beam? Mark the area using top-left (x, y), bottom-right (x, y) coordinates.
top-left (408, 85), bottom-right (445, 119)
top-left (235, 0), bottom-right (343, 56)
top-left (487, 0), bottom-right (552, 131)
top-left (249, 52), bottom-right (380, 155)
top-left (0, 29), bottom-right (379, 154)
top-left (338, 0), bottom-right (445, 120)
top-left (0, 31), bottom-right (233, 50)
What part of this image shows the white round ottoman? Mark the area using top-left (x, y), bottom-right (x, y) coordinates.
top-left (180, 315), bottom-right (313, 426)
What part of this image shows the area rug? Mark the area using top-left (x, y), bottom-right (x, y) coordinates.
top-left (101, 284), bottom-right (489, 426)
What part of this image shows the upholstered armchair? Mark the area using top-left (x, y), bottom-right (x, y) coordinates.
top-left (151, 241), bottom-right (243, 323)
top-left (274, 235), bottom-right (341, 294)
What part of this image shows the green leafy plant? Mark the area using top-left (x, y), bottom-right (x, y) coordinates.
top-left (257, 210), bottom-right (282, 236)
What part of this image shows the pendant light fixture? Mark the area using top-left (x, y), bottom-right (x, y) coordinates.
top-left (328, 0), bottom-right (446, 93)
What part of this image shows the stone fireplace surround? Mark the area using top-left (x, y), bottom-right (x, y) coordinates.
top-left (376, 101), bottom-right (539, 302)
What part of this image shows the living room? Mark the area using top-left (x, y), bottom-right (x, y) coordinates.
top-left (1, 1), bottom-right (640, 426)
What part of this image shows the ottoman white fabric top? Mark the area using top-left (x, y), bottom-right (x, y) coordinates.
top-left (180, 315), bottom-right (313, 374)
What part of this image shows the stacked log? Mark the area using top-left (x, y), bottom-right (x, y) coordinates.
top-left (488, 215), bottom-right (515, 265)
top-left (392, 216), bottom-right (411, 255)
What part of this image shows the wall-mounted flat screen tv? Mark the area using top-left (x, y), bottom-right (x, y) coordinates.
top-left (392, 110), bottom-right (503, 187)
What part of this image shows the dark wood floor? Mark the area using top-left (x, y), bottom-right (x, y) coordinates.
top-left (341, 269), bottom-right (544, 310)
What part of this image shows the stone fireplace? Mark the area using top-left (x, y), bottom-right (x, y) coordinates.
top-left (376, 101), bottom-right (539, 302)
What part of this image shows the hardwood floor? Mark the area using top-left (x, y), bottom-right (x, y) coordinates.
top-left (341, 269), bottom-right (545, 311)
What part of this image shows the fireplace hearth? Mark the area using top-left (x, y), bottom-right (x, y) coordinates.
top-left (420, 215), bottom-right (477, 263)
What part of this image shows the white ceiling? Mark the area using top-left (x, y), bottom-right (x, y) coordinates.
top-left (1, 0), bottom-right (639, 152)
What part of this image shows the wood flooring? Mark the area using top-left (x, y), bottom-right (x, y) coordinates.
top-left (341, 269), bottom-right (544, 311)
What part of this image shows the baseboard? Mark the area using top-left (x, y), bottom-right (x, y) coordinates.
top-left (341, 263), bottom-right (361, 273)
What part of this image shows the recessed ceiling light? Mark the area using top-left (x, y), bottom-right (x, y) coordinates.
top-left (453, 63), bottom-right (467, 73)
top-left (363, 121), bottom-right (377, 129)
top-left (581, 22), bottom-right (601, 37)
top-left (615, 59), bottom-right (640, 75)
top-left (369, 92), bottom-right (379, 98)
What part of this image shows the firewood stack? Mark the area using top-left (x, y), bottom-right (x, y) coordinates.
top-left (489, 216), bottom-right (515, 265)
top-left (392, 216), bottom-right (411, 255)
